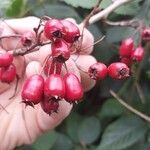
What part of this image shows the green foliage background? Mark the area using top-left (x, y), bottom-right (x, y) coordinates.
top-left (1, 0), bottom-right (150, 149)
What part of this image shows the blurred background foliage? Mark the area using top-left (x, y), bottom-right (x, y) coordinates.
top-left (0, 0), bottom-right (150, 150)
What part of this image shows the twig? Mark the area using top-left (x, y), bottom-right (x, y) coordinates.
top-left (88, 0), bottom-right (132, 24)
top-left (110, 90), bottom-right (150, 122)
top-left (103, 19), bottom-right (140, 28)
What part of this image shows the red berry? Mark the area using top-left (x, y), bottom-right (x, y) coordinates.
top-left (44, 19), bottom-right (65, 40)
top-left (44, 74), bottom-right (65, 98)
top-left (0, 63), bottom-right (16, 83)
top-left (0, 52), bottom-right (13, 67)
top-left (88, 62), bottom-right (108, 80)
top-left (41, 98), bottom-right (59, 115)
top-left (61, 19), bottom-right (80, 43)
top-left (120, 57), bottom-right (133, 66)
top-left (131, 46), bottom-right (144, 62)
top-left (119, 38), bottom-right (134, 57)
top-left (108, 62), bottom-right (130, 80)
top-left (51, 39), bottom-right (70, 63)
top-left (21, 32), bottom-right (34, 46)
top-left (21, 74), bottom-right (44, 106)
top-left (141, 28), bottom-right (150, 42)
top-left (64, 73), bottom-right (83, 103)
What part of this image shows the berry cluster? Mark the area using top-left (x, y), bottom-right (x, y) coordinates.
top-left (21, 19), bottom-right (83, 115)
top-left (0, 17), bottom-right (149, 115)
top-left (0, 52), bottom-right (16, 83)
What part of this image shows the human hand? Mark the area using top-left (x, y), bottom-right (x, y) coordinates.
top-left (0, 16), bottom-right (96, 150)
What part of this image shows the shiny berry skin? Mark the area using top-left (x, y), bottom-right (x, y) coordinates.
top-left (61, 19), bottom-right (80, 43)
top-left (141, 28), bottom-right (150, 42)
top-left (0, 52), bottom-right (13, 67)
top-left (64, 73), bottom-right (83, 103)
top-left (88, 62), bottom-right (108, 80)
top-left (121, 57), bottom-right (133, 66)
top-left (119, 38), bottom-right (134, 57)
top-left (51, 39), bottom-right (70, 63)
top-left (41, 98), bottom-right (59, 115)
top-left (131, 46), bottom-right (144, 62)
top-left (21, 32), bottom-right (34, 46)
top-left (44, 74), bottom-right (65, 98)
top-left (21, 74), bottom-right (44, 106)
top-left (108, 62), bottom-right (130, 80)
top-left (0, 63), bottom-right (16, 83)
top-left (44, 19), bottom-right (65, 40)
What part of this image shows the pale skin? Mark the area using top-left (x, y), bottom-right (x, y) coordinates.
top-left (0, 17), bottom-right (97, 150)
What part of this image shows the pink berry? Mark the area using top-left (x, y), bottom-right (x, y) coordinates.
top-left (21, 32), bottom-right (34, 46)
top-left (0, 52), bottom-right (13, 67)
top-left (51, 39), bottom-right (70, 63)
top-left (119, 38), bottom-right (134, 57)
top-left (41, 98), bottom-right (59, 115)
top-left (88, 62), bottom-right (108, 80)
top-left (64, 73), bottom-right (83, 103)
top-left (21, 74), bottom-right (44, 106)
top-left (44, 19), bottom-right (65, 40)
top-left (120, 57), bottom-right (133, 66)
top-left (108, 62), bottom-right (130, 80)
top-left (44, 74), bottom-right (65, 98)
top-left (131, 46), bottom-right (144, 62)
top-left (0, 63), bottom-right (16, 83)
top-left (141, 28), bottom-right (150, 42)
top-left (61, 19), bottom-right (80, 43)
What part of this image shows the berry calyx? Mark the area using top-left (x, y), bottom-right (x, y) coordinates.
top-left (88, 62), bottom-right (108, 80)
top-left (44, 19), bottom-right (65, 40)
top-left (44, 74), bottom-right (65, 98)
top-left (41, 98), bottom-right (59, 115)
top-left (64, 73), bottom-right (83, 103)
top-left (108, 62), bottom-right (130, 80)
top-left (131, 46), bottom-right (144, 62)
top-left (0, 63), bottom-right (16, 83)
top-left (141, 28), bottom-right (150, 42)
top-left (21, 74), bottom-right (44, 106)
top-left (51, 39), bottom-right (70, 63)
top-left (0, 52), bottom-right (13, 67)
top-left (119, 38), bottom-right (134, 57)
top-left (61, 19), bottom-right (80, 43)
top-left (21, 32), bottom-right (34, 47)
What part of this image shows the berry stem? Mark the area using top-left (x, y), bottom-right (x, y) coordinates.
top-left (56, 63), bottom-right (63, 74)
top-left (110, 90), bottom-right (150, 122)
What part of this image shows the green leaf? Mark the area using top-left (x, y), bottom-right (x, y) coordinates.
top-left (78, 116), bottom-right (101, 144)
top-left (97, 116), bottom-right (148, 150)
top-left (61, 0), bottom-right (97, 9)
top-left (31, 130), bottom-right (57, 150)
top-left (6, 0), bottom-right (25, 17)
top-left (114, 0), bottom-right (141, 16)
top-left (51, 133), bottom-right (73, 150)
top-left (32, 4), bottom-right (81, 22)
top-left (66, 112), bottom-right (82, 143)
top-left (98, 98), bottom-right (126, 118)
top-left (106, 27), bottom-right (136, 43)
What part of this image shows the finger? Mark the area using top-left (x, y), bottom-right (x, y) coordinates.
top-left (71, 54), bottom-right (97, 91)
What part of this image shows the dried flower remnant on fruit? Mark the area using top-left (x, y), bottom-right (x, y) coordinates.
top-left (108, 62), bottom-right (130, 80)
top-left (51, 39), bottom-right (70, 63)
top-left (44, 19), bottom-right (65, 40)
top-left (88, 62), bottom-right (108, 80)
